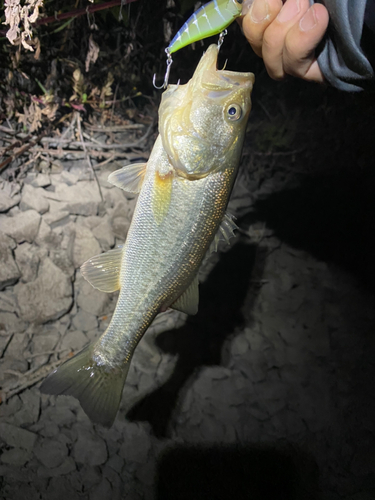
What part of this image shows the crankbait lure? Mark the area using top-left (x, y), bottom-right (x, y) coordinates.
top-left (154, 0), bottom-right (244, 89)
top-left (169, 0), bottom-right (243, 54)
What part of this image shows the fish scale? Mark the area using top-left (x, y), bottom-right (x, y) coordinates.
top-left (41, 44), bottom-right (254, 427)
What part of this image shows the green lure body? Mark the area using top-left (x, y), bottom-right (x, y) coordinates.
top-left (168, 0), bottom-right (243, 54)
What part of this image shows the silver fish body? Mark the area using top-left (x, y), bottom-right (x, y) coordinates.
top-left (41, 45), bottom-right (254, 427)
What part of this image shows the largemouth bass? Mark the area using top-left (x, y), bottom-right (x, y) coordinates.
top-left (41, 44), bottom-right (254, 427)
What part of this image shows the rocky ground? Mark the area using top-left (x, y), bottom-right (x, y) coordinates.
top-left (0, 121), bottom-right (374, 500)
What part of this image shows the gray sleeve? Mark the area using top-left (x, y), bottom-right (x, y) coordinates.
top-left (310, 0), bottom-right (375, 91)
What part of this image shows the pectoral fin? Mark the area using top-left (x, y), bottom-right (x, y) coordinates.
top-left (80, 246), bottom-right (123, 292)
top-left (209, 212), bottom-right (238, 254)
top-left (170, 276), bottom-right (199, 315)
top-left (108, 162), bottom-right (147, 193)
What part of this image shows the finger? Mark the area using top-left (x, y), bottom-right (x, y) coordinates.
top-left (283, 4), bottom-right (329, 81)
top-left (262, 0), bottom-right (311, 79)
top-left (239, 0), bottom-right (283, 58)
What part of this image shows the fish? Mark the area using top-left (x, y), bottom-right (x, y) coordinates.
top-left (40, 44), bottom-right (255, 428)
top-left (168, 0), bottom-right (244, 54)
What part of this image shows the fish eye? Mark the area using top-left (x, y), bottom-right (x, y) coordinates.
top-left (237, 0), bottom-right (243, 4)
top-left (226, 103), bottom-right (242, 121)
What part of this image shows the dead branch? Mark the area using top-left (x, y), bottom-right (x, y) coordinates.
top-left (76, 112), bottom-right (104, 202)
top-left (0, 126), bottom-right (53, 174)
top-left (84, 124), bottom-right (146, 132)
top-left (0, 352), bottom-right (73, 403)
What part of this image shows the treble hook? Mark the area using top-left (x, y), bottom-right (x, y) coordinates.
top-left (153, 48), bottom-right (173, 90)
top-left (217, 29), bottom-right (228, 51)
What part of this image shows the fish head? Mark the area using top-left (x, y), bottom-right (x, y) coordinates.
top-left (159, 44), bottom-right (254, 179)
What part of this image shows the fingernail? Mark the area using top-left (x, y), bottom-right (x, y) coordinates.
top-left (250, 0), bottom-right (269, 23)
top-left (277, 0), bottom-right (300, 23)
top-left (299, 6), bottom-right (317, 31)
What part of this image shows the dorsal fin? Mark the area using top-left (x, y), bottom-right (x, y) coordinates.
top-left (80, 246), bottom-right (123, 292)
top-left (170, 275), bottom-right (199, 315)
top-left (107, 163), bottom-right (147, 193)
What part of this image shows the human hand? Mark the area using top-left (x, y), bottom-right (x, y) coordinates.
top-left (239, 0), bottom-right (329, 82)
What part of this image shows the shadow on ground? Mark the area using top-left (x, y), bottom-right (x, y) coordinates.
top-left (155, 444), bottom-right (319, 500)
top-left (127, 242), bottom-right (261, 437)
top-left (252, 168), bottom-right (375, 292)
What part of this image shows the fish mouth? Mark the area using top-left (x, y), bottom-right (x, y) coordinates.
top-left (193, 44), bottom-right (255, 92)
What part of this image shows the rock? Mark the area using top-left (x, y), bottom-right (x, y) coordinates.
top-left (29, 327), bottom-right (60, 367)
top-left (106, 454), bottom-right (124, 473)
top-left (13, 390), bottom-right (41, 426)
top-left (60, 329), bottom-right (88, 352)
top-left (111, 216), bottom-right (130, 240)
top-left (119, 423), bottom-right (151, 464)
top-left (1, 210), bottom-right (41, 243)
top-left (90, 478), bottom-right (112, 500)
top-left (34, 219), bottom-right (52, 246)
top-left (230, 334), bottom-right (249, 357)
top-left (0, 233), bottom-right (20, 290)
top-left (92, 220), bottom-right (115, 251)
top-left (0, 290), bottom-right (17, 313)
top-left (49, 248), bottom-right (75, 278)
top-left (76, 276), bottom-right (110, 316)
top-left (0, 395), bottom-right (22, 419)
top-left (72, 225), bottom-right (102, 269)
top-left (20, 184), bottom-right (50, 214)
top-left (74, 431), bottom-right (108, 466)
top-left (60, 170), bottom-right (79, 186)
top-left (0, 448), bottom-right (32, 466)
top-left (45, 477), bottom-right (80, 500)
top-left (27, 172), bottom-right (51, 188)
top-left (0, 180), bottom-right (21, 212)
top-left (43, 208), bottom-right (70, 228)
top-left (15, 257), bottom-right (73, 323)
top-left (5, 332), bottom-right (29, 358)
top-left (14, 243), bottom-right (40, 283)
top-left (0, 192), bottom-right (21, 212)
top-left (0, 423), bottom-right (37, 451)
top-left (72, 309), bottom-right (98, 332)
top-left (43, 181), bottom-right (102, 216)
top-left (37, 457), bottom-right (76, 478)
top-left (34, 438), bottom-right (68, 468)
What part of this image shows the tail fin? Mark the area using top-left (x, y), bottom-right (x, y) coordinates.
top-left (40, 345), bottom-right (129, 427)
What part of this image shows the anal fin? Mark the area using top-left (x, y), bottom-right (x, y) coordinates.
top-left (80, 246), bottom-right (123, 292)
top-left (170, 276), bottom-right (199, 315)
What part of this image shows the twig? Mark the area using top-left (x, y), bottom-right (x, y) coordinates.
top-left (111, 82), bottom-right (120, 122)
top-left (0, 125), bottom-right (18, 135)
top-left (29, 147), bottom-right (141, 159)
top-left (76, 112), bottom-right (104, 203)
top-left (40, 123), bottom-right (153, 149)
top-left (0, 127), bottom-right (53, 174)
top-left (95, 155), bottom-right (116, 168)
top-left (84, 124), bottom-right (146, 132)
top-left (0, 352), bottom-right (73, 403)
top-left (1, 132), bottom-right (34, 156)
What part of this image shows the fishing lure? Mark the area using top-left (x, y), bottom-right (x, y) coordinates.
top-left (154, 0), bottom-right (244, 89)
top-left (169, 0), bottom-right (243, 54)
